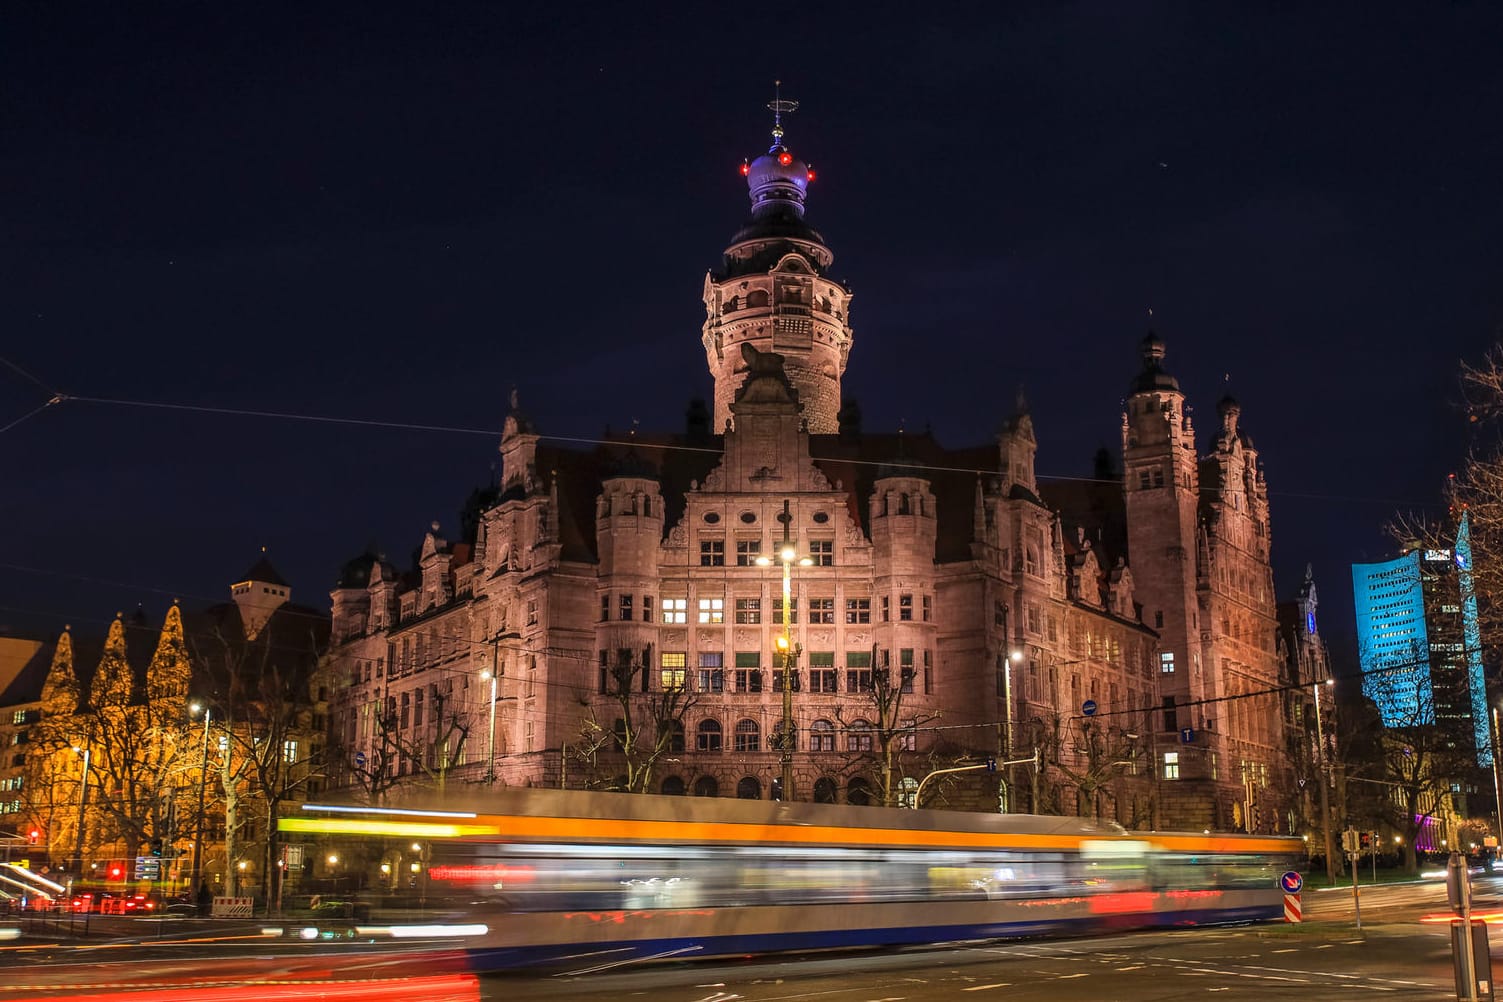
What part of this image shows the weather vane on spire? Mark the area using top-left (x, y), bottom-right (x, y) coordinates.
top-left (768, 79), bottom-right (798, 151)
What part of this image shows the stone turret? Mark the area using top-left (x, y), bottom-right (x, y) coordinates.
top-left (702, 91), bottom-right (853, 433)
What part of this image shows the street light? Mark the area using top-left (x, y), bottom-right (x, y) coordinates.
top-left (70, 746), bottom-right (91, 876)
top-left (189, 701), bottom-right (212, 894)
top-left (757, 499), bottom-right (811, 803)
top-left (999, 649), bottom-right (1024, 812)
top-left (482, 632), bottom-right (521, 784)
top-left (1312, 679), bottom-right (1336, 881)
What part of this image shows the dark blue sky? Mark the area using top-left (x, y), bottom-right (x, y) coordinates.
top-left (3, 3), bottom-right (1500, 667)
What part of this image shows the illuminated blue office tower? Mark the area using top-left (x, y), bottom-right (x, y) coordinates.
top-left (1352, 512), bottom-right (1490, 766)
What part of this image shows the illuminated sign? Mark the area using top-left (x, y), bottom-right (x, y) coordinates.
top-left (1424, 549), bottom-right (1452, 562)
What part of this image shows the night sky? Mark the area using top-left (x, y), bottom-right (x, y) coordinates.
top-left (3, 3), bottom-right (1501, 669)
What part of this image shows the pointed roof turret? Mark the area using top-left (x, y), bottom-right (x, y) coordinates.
top-left (237, 553), bottom-right (288, 588)
top-left (90, 613), bottom-right (133, 707)
top-left (146, 602), bottom-right (192, 702)
top-left (41, 626), bottom-right (79, 717)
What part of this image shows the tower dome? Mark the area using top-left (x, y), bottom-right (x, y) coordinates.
top-left (701, 85), bottom-right (854, 434)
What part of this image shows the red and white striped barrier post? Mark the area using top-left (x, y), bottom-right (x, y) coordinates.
top-left (1284, 892), bottom-right (1302, 922)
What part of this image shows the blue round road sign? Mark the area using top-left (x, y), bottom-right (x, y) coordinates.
top-left (1280, 870), bottom-right (1303, 894)
top-left (1082, 700), bottom-right (1097, 716)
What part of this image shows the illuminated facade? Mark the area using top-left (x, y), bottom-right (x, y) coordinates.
top-left (1353, 513), bottom-right (1490, 765)
top-left (324, 104), bottom-right (1290, 831)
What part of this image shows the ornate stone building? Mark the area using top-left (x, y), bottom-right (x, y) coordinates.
top-left (324, 107), bottom-right (1289, 831)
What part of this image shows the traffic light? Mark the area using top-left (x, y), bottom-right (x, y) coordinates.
top-left (1342, 828), bottom-right (1359, 853)
top-left (107, 861), bottom-right (125, 881)
top-left (27, 828), bottom-right (39, 846)
top-left (148, 839), bottom-right (163, 857)
top-left (1359, 831), bottom-right (1371, 851)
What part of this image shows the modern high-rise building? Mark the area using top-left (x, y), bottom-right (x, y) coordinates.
top-left (1352, 512), bottom-right (1489, 765)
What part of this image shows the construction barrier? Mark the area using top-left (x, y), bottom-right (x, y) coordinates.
top-left (211, 896), bottom-right (253, 918)
top-left (1283, 892), bottom-right (1301, 922)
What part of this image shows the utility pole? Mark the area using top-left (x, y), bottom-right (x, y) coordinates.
top-left (190, 704), bottom-right (211, 894)
top-left (1313, 679), bottom-right (1337, 881)
top-left (70, 746), bottom-right (90, 875)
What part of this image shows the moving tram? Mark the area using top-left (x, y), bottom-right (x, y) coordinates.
top-left (278, 789), bottom-right (1303, 969)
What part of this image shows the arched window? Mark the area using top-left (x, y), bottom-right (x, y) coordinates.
top-left (810, 719), bottom-right (836, 752)
top-left (813, 776), bottom-right (838, 803)
top-left (747, 289), bottom-right (769, 309)
top-left (734, 718), bottom-right (760, 753)
top-left (847, 777), bottom-right (873, 806)
top-left (737, 776), bottom-right (762, 800)
top-left (898, 493), bottom-right (911, 515)
top-left (693, 775), bottom-right (719, 798)
top-left (664, 720), bottom-right (685, 754)
top-left (847, 719), bottom-right (873, 752)
top-left (697, 719), bottom-right (723, 752)
top-left (660, 775), bottom-right (686, 796)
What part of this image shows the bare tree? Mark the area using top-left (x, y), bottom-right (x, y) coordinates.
top-left (190, 608), bottom-right (326, 907)
top-left (1033, 713), bottom-right (1142, 821)
top-left (570, 645), bottom-right (696, 793)
top-left (835, 648), bottom-right (944, 808)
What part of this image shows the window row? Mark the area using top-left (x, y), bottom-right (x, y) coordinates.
top-left (699, 539), bottom-right (836, 566)
top-left (597, 649), bottom-right (935, 696)
top-left (648, 593), bottom-right (932, 624)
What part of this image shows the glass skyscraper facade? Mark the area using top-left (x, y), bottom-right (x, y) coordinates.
top-left (1351, 513), bottom-right (1490, 766)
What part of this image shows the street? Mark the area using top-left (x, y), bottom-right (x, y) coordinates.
top-left (0, 875), bottom-right (1487, 1001)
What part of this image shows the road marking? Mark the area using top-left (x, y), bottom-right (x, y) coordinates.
top-left (960, 985), bottom-right (1010, 992)
top-left (1271, 948), bottom-right (1297, 953)
top-left (1055, 973), bottom-right (1088, 980)
top-left (1116, 965), bottom-right (1145, 971)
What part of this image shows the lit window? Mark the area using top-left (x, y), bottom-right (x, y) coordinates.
top-left (1163, 751), bottom-right (1180, 780)
top-left (660, 651), bottom-right (687, 691)
top-left (1160, 652), bottom-right (1175, 674)
top-left (662, 598), bottom-right (688, 624)
top-left (283, 740), bottom-right (299, 765)
top-left (698, 597), bottom-right (724, 624)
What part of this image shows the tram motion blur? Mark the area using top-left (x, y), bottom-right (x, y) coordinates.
top-left (278, 789), bottom-right (1303, 969)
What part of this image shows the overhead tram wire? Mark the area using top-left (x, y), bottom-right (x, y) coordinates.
top-left (20, 387), bottom-right (1438, 509)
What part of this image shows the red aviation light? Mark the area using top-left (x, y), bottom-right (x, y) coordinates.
top-left (806, 167), bottom-right (816, 182)
top-left (740, 160), bottom-right (749, 176)
top-left (778, 151), bottom-right (793, 166)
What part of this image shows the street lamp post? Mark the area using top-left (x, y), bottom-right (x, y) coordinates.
top-left (482, 632), bottom-right (521, 784)
top-left (1000, 649), bottom-right (1023, 812)
top-left (189, 702), bottom-right (211, 894)
top-left (1312, 679), bottom-right (1336, 881)
top-left (758, 500), bottom-right (810, 802)
top-left (70, 746), bottom-right (90, 875)
top-left (1490, 707), bottom-right (1502, 852)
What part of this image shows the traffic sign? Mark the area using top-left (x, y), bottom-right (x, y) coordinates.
top-left (1179, 727), bottom-right (1194, 744)
top-left (1280, 870), bottom-right (1303, 894)
top-left (1082, 700), bottom-right (1097, 717)
top-left (354, 751), bottom-right (367, 768)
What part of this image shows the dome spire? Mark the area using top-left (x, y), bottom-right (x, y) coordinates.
top-left (768, 79), bottom-right (798, 152)
top-left (740, 81), bottom-right (814, 220)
